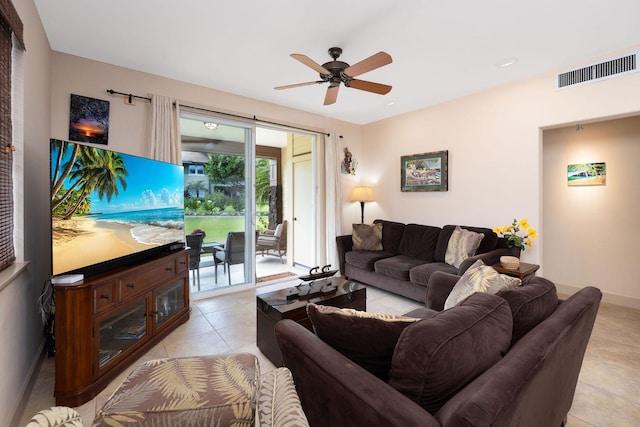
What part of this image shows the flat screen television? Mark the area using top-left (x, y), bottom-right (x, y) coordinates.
top-left (50, 139), bottom-right (185, 278)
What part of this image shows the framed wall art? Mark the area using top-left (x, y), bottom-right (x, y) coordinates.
top-left (69, 94), bottom-right (110, 145)
top-left (567, 162), bottom-right (606, 186)
top-left (401, 150), bottom-right (448, 192)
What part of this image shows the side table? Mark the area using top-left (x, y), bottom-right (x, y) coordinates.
top-left (492, 262), bottom-right (540, 283)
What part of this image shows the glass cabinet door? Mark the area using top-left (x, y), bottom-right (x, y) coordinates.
top-left (154, 279), bottom-right (186, 329)
top-left (97, 300), bottom-right (148, 369)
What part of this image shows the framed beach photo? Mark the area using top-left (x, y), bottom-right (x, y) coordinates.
top-left (69, 94), bottom-right (110, 145)
top-left (401, 150), bottom-right (448, 192)
top-left (567, 162), bottom-right (606, 186)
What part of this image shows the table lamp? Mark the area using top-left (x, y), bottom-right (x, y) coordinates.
top-left (349, 186), bottom-right (375, 224)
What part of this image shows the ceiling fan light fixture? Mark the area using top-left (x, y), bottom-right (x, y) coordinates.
top-left (204, 122), bottom-right (218, 131)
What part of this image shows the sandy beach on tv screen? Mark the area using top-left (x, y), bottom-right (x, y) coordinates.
top-left (52, 217), bottom-right (183, 275)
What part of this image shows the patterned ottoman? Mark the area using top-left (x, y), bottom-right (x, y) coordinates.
top-left (92, 353), bottom-right (260, 426)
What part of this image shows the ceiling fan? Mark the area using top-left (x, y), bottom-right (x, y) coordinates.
top-left (275, 47), bottom-right (393, 105)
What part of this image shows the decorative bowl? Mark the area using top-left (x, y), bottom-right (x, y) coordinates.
top-left (500, 256), bottom-right (520, 270)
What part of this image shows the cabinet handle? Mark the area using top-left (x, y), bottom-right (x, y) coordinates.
top-left (166, 267), bottom-right (173, 272)
top-left (127, 284), bottom-right (135, 288)
top-left (101, 294), bottom-right (110, 299)
top-left (150, 311), bottom-right (159, 315)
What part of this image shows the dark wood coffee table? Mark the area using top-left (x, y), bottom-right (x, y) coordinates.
top-left (256, 277), bottom-right (366, 366)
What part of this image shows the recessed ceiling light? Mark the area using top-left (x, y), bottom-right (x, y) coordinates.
top-left (385, 100), bottom-right (397, 106)
top-left (496, 58), bottom-right (518, 68)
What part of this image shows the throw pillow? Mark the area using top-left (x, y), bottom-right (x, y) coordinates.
top-left (352, 223), bottom-right (383, 251)
top-left (306, 303), bottom-right (419, 381)
top-left (444, 259), bottom-right (521, 310)
top-left (444, 226), bottom-right (485, 268)
top-left (389, 292), bottom-right (513, 414)
top-left (497, 276), bottom-right (558, 344)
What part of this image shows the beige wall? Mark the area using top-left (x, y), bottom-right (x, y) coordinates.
top-left (356, 46), bottom-right (640, 307)
top-left (543, 116), bottom-right (640, 307)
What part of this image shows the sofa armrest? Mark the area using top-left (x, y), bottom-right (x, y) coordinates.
top-left (457, 247), bottom-right (520, 275)
top-left (336, 234), bottom-right (354, 276)
top-left (426, 271), bottom-right (460, 311)
top-left (275, 319), bottom-right (437, 427)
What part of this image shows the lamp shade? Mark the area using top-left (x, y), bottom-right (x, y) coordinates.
top-left (349, 186), bottom-right (375, 202)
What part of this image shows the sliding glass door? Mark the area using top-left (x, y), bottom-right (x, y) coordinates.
top-left (180, 111), bottom-right (255, 294)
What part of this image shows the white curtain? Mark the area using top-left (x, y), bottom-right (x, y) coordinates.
top-left (148, 94), bottom-right (181, 164)
top-left (324, 132), bottom-right (342, 270)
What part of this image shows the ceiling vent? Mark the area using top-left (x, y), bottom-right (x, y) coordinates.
top-left (556, 51), bottom-right (638, 89)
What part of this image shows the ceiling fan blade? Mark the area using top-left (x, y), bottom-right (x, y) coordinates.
top-left (274, 81), bottom-right (324, 90)
top-left (291, 53), bottom-right (331, 75)
top-left (344, 52), bottom-right (392, 77)
top-left (324, 85), bottom-right (339, 105)
top-left (347, 79), bottom-right (392, 95)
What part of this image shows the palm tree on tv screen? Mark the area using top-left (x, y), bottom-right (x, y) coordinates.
top-left (51, 141), bottom-right (128, 219)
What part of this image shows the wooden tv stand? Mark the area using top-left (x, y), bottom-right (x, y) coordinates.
top-left (53, 249), bottom-right (190, 406)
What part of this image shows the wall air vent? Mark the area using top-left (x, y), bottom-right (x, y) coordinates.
top-left (556, 51), bottom-right (638, 89)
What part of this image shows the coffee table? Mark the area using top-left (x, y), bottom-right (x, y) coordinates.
top-left (256, 277), bottom-right (366, 366)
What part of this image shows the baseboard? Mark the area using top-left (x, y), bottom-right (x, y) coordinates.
top-left (9, 339), bottom-right (46, 427)
top-left (555, 283), bottom-right (640, 310)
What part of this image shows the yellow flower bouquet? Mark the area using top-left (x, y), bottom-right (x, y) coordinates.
top-left (493, 218), bottom-right (537, 251)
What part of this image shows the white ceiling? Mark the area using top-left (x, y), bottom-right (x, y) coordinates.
top-left (34, 0), bottom-right (640, 125)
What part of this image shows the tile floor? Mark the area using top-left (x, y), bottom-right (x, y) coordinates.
top-left (18, 283), bottom-right (640, 426)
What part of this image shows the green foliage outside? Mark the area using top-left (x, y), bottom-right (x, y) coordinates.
top-left (184, 154), bottom-right (272, 238)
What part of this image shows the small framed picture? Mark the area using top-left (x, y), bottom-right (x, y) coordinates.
top-left (69, 94), bottom-right (110, 145)
top-left (567, 162), bottom-right (606, 186)
top-left (401, 150), bottom-right (448, 192)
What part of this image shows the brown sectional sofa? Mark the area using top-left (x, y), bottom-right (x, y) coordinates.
top-left (275, 276), bottom-right (602, 426)
top-left (336, 219), bottom-right (519, 302)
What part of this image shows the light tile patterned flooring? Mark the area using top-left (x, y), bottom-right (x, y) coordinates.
top-left (18, 283), bottom-right (640, 426)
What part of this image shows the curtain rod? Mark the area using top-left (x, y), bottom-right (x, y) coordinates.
top-left (106, 88), bottom-right (330, 136)
top-left (180, 103), bottom-right (330, 137)
top-left (106, 89), bottom-right (151, 102)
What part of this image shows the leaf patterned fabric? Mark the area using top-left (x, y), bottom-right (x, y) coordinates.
top-left (92, 353), bottom-right (260, 427)
top-left (257, 368), bottom-right (310, 427)
top-left (26, 406), bottom-right (83, 427)
top-left (444, 259), bottom-right (521, 310)
top-left (444, 226), bottom-right (484, 268)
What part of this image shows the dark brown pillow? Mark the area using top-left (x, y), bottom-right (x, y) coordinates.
top-left (496, 276), bottom-right (558, 345)
top-left (306, 303), bottom-right (419, 381)
top-left (352, 223), bottom-right (383, 251)
top-left (389, 293), bottom-right (512, 414)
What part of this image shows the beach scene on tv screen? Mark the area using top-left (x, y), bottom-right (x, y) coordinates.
top-left (51, 139), bottom-right (185, 276)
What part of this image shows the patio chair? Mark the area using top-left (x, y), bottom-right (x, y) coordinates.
top-left (214, 232), bottom-right (246, 285)
top-left (186, 233), bottom-right (203, 291)
top-left (256, 220), bottom-right (287, 263)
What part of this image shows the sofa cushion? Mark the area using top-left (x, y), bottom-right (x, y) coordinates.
top-left (373, 219), bottom-right (406, 253)
top-left (409, 262), bottom-right (458, 286)
top-left (307, 303), bottom-right (419, 381)
top-left (396, 224), bottom-right (441, 260)
top-left (389, 293), bottom-right (512, 415)
top-left (435, 225), bottom-right (499, 262)
top-left (497, 276), bottom-right (559, 344)
top-left (92, 354), bottom-right (260, 426)
top-left (444, 226), bottom-right (485, 268)
top-left (352, 223), bottom-right (383, 251)
top-left (374, 255), bottom-right (428, 281)
top-left (444, 259), bottom-right (521, 310)
top-left (345, 250), bottom-right (394, 271)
